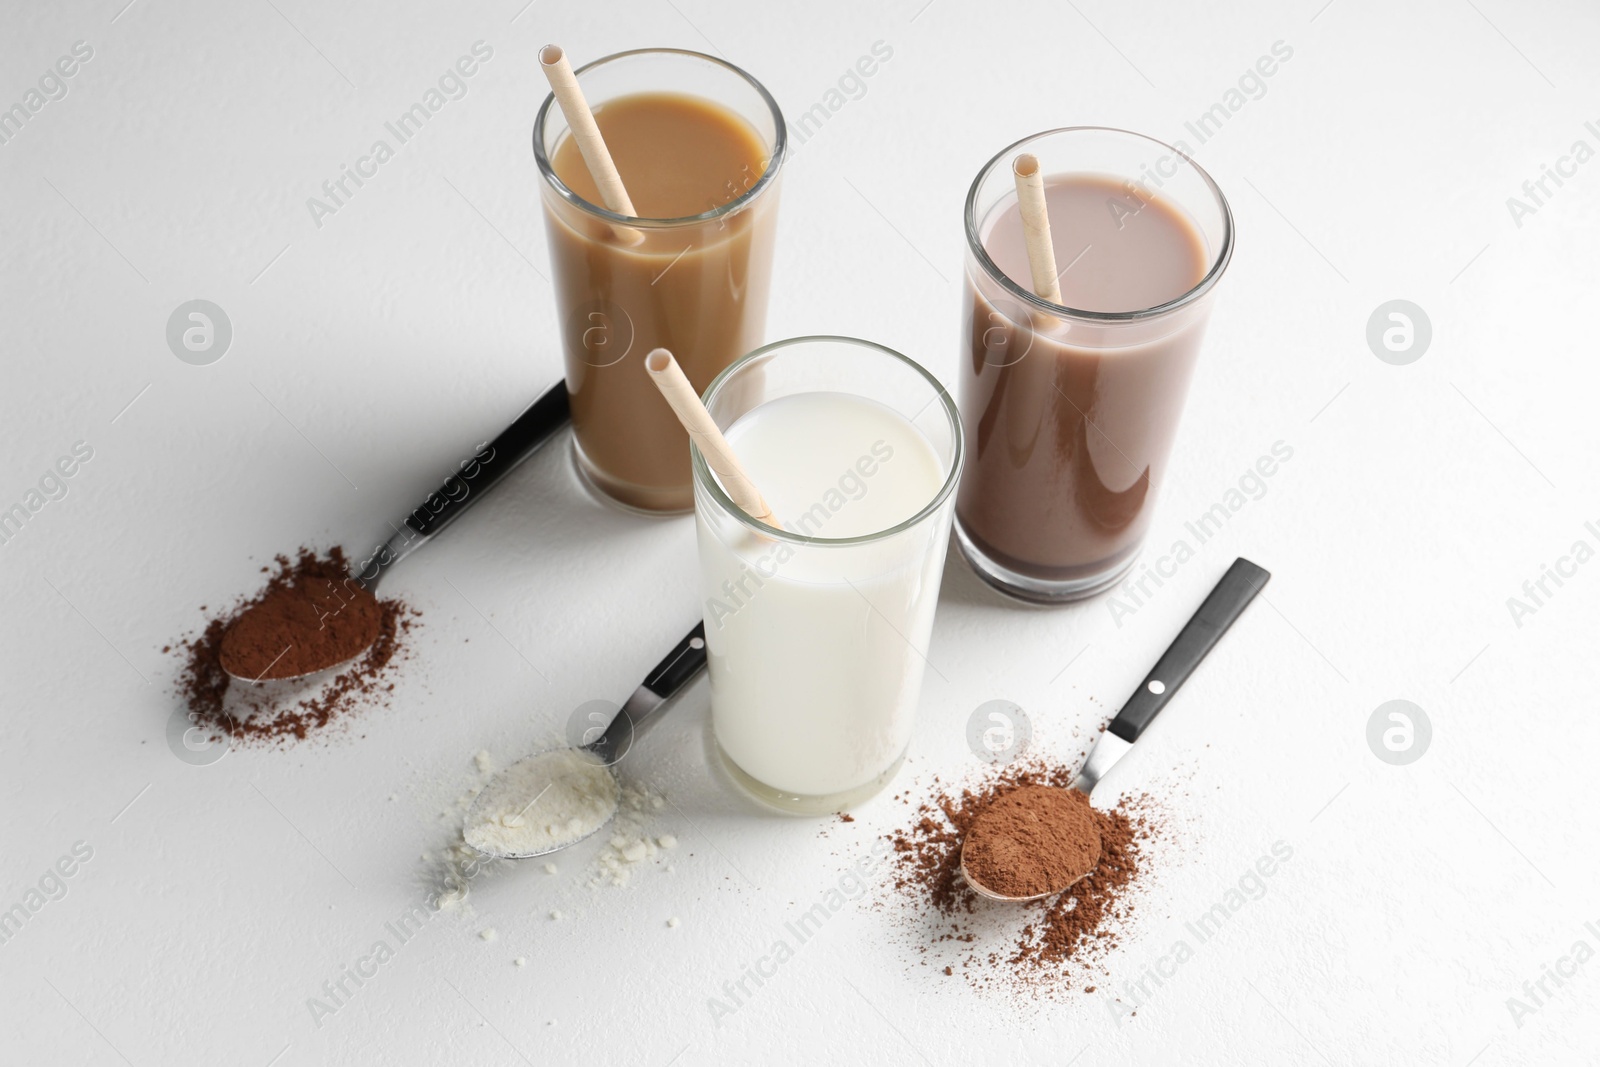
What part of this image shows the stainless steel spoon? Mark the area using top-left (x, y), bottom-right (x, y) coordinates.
top-left (220, 382), bottom-right (570, 682)
top-left (463, 622), bottom-right (708, 860)
top-left (961, 558), bottom-right (1270, 903)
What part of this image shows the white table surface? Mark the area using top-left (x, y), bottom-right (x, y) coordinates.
top-left (4, 0), bottom-right (1597, 1063)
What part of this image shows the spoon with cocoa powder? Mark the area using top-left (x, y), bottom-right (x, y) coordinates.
top-left (219, 383), bottom-right (570, 682)
top-left (960, 784), bottom-right (1104, 900)
top-left (960, 558), bottom-right (1269, 903)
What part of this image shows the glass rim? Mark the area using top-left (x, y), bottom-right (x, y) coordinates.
top-left (690, 335), bottom-right (964, 547)
top-left (532, 47), bottom-right (787, 228)
top-left (964, 125), bottom-right (1235, 323)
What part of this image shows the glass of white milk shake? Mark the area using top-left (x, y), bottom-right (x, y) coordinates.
top-left (691, 336), bottom-right (963, 813)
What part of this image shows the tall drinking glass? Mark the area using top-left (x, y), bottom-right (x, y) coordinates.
top-left (691, 337), bottom-right (963, 813)
top-left (956, 127), bottom-right (1234, 601)
top-left (534, 49), bottom-right (785, 513)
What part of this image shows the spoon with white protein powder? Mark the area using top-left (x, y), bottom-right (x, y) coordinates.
top-left (463, 623), bottom-right (707, 860)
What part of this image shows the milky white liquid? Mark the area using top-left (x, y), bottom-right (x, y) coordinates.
top-left (696, 391), bottom-right (952, 799)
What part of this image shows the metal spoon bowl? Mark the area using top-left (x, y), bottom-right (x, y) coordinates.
top-left (957, 781), bottom-right (1101, 903)
top-left (463, 749), bottom-right (622, 860)
top-left (218, 592), bottom-right (381, 684)
top-left (959, 848), bottom-right (1092, 903)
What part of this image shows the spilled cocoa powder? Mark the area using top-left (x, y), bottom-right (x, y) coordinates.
top-left (172, 547), bottom-right (418, 746)
top-left (886, 758), bottom-right (1163, 993)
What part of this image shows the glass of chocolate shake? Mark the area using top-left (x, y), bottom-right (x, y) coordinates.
top-left (955, 127), bottom-right (1233, 602)
top-left (534, 49), bottom-right (785, 513)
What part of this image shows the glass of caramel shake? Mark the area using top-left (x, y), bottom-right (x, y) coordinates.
top-left (955, 127), bottom-right (1234, 602)
top-left (534, 49), bottom-right (785, 513)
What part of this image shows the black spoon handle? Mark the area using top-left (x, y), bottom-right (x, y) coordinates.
top-left (642, 621), bottom-right (709, 700)
top-left (1107, 557), bottom-right (1270, 743)
top-left (358, 381), bottom-right (570, 584)
top-left (588, 623), bottom-right (708, 766)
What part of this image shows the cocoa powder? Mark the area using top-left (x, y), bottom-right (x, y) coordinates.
top-left (173, 547), bottom-right (418, 747)
top-left (887, 758), bottom-right (1162, 993)
top-left (219, 552), bottom-right (382, 680)
top-left (961, 785), bottom-right (1101, 899)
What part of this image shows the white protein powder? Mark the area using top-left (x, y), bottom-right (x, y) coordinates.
top-left (421, 746), bottom-right (671, 914)
top-left (464, 749), bottom-right (619, 857)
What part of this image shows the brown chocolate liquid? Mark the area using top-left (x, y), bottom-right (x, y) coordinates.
top-left (957, 175), bottom-right (1209, 582)
top-left (544, 92), bottom-right (776, 512)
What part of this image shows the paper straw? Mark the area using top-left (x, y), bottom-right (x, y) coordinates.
top-left (643, 349), bottom-right (777, 527)
top-left (540, 45), bottom-right (637, 216)
top-left (1012, 153), bottom-right (1063, 304)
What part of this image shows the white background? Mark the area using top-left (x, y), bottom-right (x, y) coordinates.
top-left (3, 0), bottom-right (1598, 1063)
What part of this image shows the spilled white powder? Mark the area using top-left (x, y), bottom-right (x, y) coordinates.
top-left (591, 783), bottom-right (669, 887)
top-left (422, 747), bottom-right (675, 917)
top-left (435, 885), bottom-right (468, 913)
top-left (464, 749), bottom-right (619, 857)
top-left (425, 752), bottom-right (505, 914)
